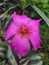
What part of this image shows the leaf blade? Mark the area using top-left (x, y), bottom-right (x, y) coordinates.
top-left (7, 45), bottom-right (18, 65)
top-left (31, 5), bottom-right (49, 26)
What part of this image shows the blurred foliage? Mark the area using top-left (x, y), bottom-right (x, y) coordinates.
top-left (0, 0), bottom-right (49, 65)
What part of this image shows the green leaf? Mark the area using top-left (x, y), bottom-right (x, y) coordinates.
top-left (0, 47), bottom-right (6, 52)
top-left (30, 0), bottom-right (39, 3)
top-left (23, 59), bottom-right (30, 65)
top-left (0, 39), bottom-right (2, 45)
top-left (20, 57), bottom-right (30, 65)
top-left (20, 0), bottom-right (31, 9)
top-left (0, 4), bottom-right (19, 19)
top-left (29, 54), bottom-right (43, 65)
top-left (7, 45), bottom-right (18, 65)
top-left (0, 3), bottom-right (4, 6)
top-left (0, 60), bottom-right (5, 65)
top-left (4, 15), bottom-right (11, 28)
top-left (31, 5), bottom-right (49, 26)
top-left (29, 61), bottom-right (43, 65)
top-left (0, 52), bottom-right (5, 59)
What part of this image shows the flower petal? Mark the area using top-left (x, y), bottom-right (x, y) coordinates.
top-left (28, 19), bottom-right (42, 51)
top-left (29, 33), bottom-right (41, 51)
top-left (10, 35), bottom-right (30, 57)
top-left (12, 12), bottom-right (31, 26)
top-left (28, 19), bottom-right (42, 32)
top-left (5, 22), bottom-right (18, 41)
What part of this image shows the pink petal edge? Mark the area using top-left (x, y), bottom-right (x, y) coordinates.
top-left (28, 19), bottom-right (42, 50)
top-left (5, 22), bottom-right (18, 41)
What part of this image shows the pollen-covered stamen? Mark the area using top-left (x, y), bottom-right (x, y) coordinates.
top-left (19, 25), bottom-right (31, 37)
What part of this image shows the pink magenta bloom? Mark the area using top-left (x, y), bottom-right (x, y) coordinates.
top-left (5, 12), bottom-right (42, 57)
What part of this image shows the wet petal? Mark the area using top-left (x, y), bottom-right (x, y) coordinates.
top-left (10, 35), bottom-right (30, 57)
top-left (5, 22), bottom-right (18, 41)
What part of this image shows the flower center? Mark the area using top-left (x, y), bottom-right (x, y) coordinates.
top-left (18, 25), bottom-right (31, 37)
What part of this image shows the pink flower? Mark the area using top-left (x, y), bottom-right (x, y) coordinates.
top-left (5, 12), bottom-right (42, 57)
